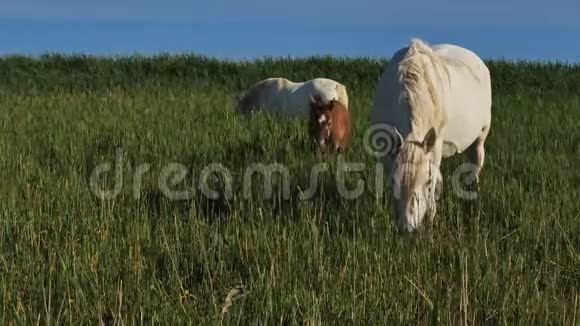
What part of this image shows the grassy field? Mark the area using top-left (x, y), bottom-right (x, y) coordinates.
top-left (0, 54), bottom-right (579, 324)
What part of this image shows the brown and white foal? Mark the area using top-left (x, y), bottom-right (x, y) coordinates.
top-left (309, 96), bottom-right (351, 153)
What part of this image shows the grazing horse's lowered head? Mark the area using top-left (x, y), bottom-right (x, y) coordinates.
top-left (309, 95), bottom-right (351, 153)
top-left (386, 127), bottom-right (441, 232)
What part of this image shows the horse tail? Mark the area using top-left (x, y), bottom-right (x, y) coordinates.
top-left (236, 85), bottom-right (259, 114)
top-left (236, 78), bottom-right (276, 113)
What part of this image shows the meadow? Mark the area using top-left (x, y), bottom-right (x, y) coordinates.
top-left (0, 54), bottom-right (579, 324)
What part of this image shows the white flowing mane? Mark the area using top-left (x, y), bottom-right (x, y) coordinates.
top-left (398, 39), bottom-right (451, 138)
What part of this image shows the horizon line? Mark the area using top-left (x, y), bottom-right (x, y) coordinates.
top-left (1, 52), bottom-right (578, 65)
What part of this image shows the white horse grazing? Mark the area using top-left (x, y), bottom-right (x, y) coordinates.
top-left (369, 38), bottom-right (492, 232)
top-left (236, 77), bottom-right (349, 116)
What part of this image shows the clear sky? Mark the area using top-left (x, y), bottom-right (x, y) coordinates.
top-left (1, 0), bottom-right (579, 62)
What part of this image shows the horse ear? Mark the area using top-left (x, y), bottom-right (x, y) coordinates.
top-left (311, 94), bottom-right (324, 105)
top-left (393, 128), bottom-right (404, 154)
top-left (309, 95), bottom-right (317, 105)
top-left (328, 100), bottom-right (336, 110)
top-left (309, 95), bottom-right (319, 113)
top-left (422, 128), bottom-right (437, 152)
top-left (382, 125), bottom-right (403, 155)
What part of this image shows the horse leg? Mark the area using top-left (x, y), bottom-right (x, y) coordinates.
top-left (434, 177), bottom-right (443, 201)
top-left (333, 136), bottom-right (346, 154)
top-left (433, 140), bottom-right (444, 202)
top-left (464, 126), bottom-right (490, 190)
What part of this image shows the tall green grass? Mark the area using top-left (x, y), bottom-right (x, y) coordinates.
top-left (0, 55), bottom-right (579, 324)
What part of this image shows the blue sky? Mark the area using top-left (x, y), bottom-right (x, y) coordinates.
top-left (1, 0), bottom-right (579, 62)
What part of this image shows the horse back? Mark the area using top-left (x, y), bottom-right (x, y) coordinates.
top-left (308, 78), bottom-right (349, 109)
top-left (433, 44), bottom-right (492, 153)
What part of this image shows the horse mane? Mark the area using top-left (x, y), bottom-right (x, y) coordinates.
top-left (398, 38), bottom-right (450, 139)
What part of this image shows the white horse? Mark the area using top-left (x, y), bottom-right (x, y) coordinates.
top-left (236, 77), bottom-right (349, 116)
top-left (369, 38), bottom-right (492, 232)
